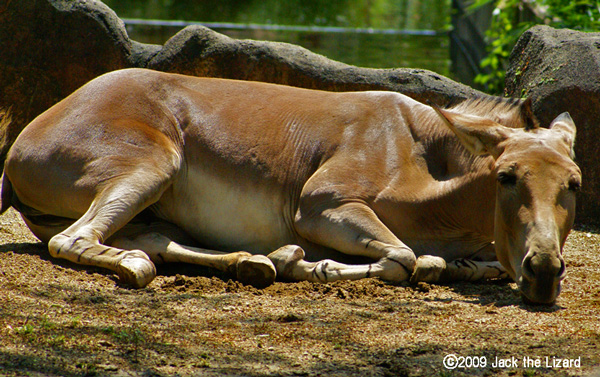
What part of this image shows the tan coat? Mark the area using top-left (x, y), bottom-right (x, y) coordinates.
top-left (1, 68), bottom-right (580, 304)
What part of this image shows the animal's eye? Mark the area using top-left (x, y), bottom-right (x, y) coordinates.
top-left (497, 172), bottom-right (517, 186)
top-left (568, 179), bottom-right (581, 192)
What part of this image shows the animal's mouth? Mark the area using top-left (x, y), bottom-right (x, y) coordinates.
top-left (518, 276), bottom-right (562, 306)
top-left (513, 243), bottom-right (566, 306)
top-left (520, 292), bottom-right (557, 306)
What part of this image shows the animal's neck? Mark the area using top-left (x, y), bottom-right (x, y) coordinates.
top-left (424, 117), bottom-right (498, 238)
top-left (375, 113), bottom-right (499, 255)
top-left (389, 159), bottom-right (498, 257)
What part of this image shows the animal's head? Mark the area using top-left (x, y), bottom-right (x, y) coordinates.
top-left (434, 99), bottom-right (581, 305)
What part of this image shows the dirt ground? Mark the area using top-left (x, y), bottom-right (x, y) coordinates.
top-left (0, 208), bottom-right (599, 377)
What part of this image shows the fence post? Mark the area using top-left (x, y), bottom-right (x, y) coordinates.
top-left (449, 0), bottom-right (492, 87)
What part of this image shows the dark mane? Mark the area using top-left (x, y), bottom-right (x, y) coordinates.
top-left (448, 95), bottom-right (537, 129)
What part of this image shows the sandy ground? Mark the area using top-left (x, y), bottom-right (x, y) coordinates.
top-left (1, 207), bottom-right (599, 377)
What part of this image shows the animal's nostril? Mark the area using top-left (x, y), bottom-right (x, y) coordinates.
top-left (522, 254), bottom-right (535, 280)
top-left (557, 258), bottom-right (567, 279)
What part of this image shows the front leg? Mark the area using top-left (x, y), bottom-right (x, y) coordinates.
top-left (444, 258), bottom-right (508, 281)
top-left (268, 244), bottom-right (410, 283)
top-left (285, 201), bottom-right (417, 283)
top-left (411, 255), bottom-right (508, 283)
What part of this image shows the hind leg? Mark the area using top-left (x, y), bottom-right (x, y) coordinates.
top-left (47, 169), bottom-right (175, 288)
top-left (111, 231), bottom-right (276, 288)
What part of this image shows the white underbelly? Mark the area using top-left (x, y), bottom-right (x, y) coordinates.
top-left (155, 168), bottom-right (294, 253)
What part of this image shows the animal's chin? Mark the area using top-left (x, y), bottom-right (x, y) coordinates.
top-left (518, 278), bottom-right (561, 306)
top-left (520, 292), bottom-right (556, 306)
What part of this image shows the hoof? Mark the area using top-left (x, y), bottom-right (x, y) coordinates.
top-left (378, 247), bottom-right (417, 282)
top-left (267, 245), bottom-right (305, 273)
top-left (410, 255), bottom-right (446, 284)
top-left (116, 251), bottom-right (157, 288)
top-left (237, 255), bottom-right (277, 289)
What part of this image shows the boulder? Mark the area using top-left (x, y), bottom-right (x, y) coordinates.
top-left (146, 24), bottom-right (475, 103)
top-left (0, 0), bottom-right (134, 155)
top-left (0, 0), bottom-right (482, 166)
top-left (505, 25), bottom-right (600, 223)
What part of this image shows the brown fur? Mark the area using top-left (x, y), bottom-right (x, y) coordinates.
top-left (0, 69), bottom-right (580, 304)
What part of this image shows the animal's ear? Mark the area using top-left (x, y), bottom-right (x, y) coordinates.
top-left (549, 112), bottom-right (576, 158)
top-left (432, 105), bottom-right (513, 159)
top-left (520, 97), bottom-right (539, 130)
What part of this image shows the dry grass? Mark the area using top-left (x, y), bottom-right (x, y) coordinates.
top-left (1, 208), bottom-right (599, 377)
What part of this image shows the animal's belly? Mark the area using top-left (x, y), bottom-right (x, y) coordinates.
top-left (155, 170), bottom-right (295, 254)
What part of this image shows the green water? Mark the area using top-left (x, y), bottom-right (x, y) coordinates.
top-left (103, 0), bottom-right (451, 75)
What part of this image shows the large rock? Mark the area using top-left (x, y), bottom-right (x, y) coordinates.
top-left (0, 0), bottom-right (482, 166)
top-left (146, 24), bottom-right (469, 101)
top-left (0, 0), bottom-right (134, 155)
top-left (505, 25), bottom-right (600, 223)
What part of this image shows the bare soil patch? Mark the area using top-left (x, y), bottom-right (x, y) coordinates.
top-left (1, 208), bottom-right (599, 377)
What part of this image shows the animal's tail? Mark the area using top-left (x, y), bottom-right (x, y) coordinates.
top-left (0, 172), bottom-right (13, 215)
top-left (0, 109), bottom-right (13, 214)
top-left (0, 108), bottom-right (12, 165)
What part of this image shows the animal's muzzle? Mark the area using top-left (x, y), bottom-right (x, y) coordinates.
top-left (519, 250), bottom-right (566, 305)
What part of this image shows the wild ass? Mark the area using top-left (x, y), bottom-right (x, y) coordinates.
top-left (1, 68), bottom-right (580, 304)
